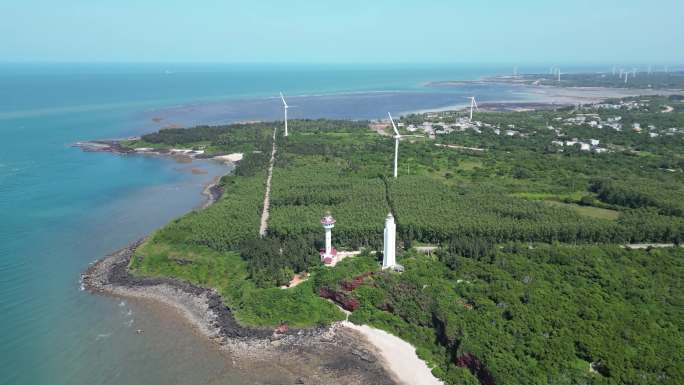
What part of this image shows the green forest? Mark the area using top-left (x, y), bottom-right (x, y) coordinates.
top-left (127, 97), bottom-right (684, 385)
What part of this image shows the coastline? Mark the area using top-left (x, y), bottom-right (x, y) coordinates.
top-left (201, 176), bottom-right (224, 209)
top-left (342, 322), bottom-right (444, 385)
top-left (76, 86), bottom-right (674, 384)
top-left (81, 182), bottom-right (404, 384)
top-left (81, 238), bottom-right (400, 384)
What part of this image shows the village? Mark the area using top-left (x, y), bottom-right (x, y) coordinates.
top-left (368, 97), bottom-right (683, 156)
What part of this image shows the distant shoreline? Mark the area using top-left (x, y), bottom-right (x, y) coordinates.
top-left (417, 81), bottom-right (684, 115)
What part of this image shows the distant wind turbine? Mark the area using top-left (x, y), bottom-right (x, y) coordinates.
top-left (557, 68), bottom-right (562, 82)
top-left (388, 112), bottom-right (401, 178)
top-left (280, 92), bottom-right (289, 137)
top-left (469, 96), bottom-right (479, 121)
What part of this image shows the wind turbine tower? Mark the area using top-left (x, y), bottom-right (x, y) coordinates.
top-left (280, 92), bottom-right (289, 137)
top-left (557, 68), bottom-right (561, 82)
top-left (469, 96), bottom-right (479, 121)
top-left (388, 112), bottom-right (401, 179)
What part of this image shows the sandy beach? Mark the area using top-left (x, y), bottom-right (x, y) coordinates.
top-left (342, 322), bottom-right (444, 385)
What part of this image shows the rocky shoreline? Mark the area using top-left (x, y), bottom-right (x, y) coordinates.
top-left (201, 176), bottom-right (224, 208)
top-left (74, 139), bottom-right (138, 154)
top-left (82, 229), bottom-right (397, 385)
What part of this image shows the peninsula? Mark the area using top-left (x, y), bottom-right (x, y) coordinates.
top-left (83, 92), bottom-right (684, 385)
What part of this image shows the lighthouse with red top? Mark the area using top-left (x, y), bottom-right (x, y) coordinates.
top-left (320, 213), bottom-right (337, 265)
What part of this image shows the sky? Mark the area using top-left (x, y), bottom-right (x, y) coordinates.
top-left (1, 0), bottom-right (683, 64)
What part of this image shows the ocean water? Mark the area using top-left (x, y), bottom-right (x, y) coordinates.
top-left (0, 63), bottom-right (602, 385)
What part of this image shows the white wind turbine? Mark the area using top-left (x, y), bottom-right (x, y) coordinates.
top-left (280, 92), bottom-right (289, 137)
top-left (388, 112), bottom-right (401, 178)
top-left (468, 96), bottom-right (479, 121)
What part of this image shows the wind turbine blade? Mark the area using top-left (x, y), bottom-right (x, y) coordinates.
top-left (473, 98), bottom-right (479, 111)
top-left (280, 92), bottom-right (288, 107)
top-left (387, 112), bottom-right (401, 137)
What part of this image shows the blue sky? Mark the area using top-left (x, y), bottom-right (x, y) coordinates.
top-left (1, 0), bottom-right (682, 64)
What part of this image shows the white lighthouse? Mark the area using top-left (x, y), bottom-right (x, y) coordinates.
top-left (320, 213), bottom-right (337, 265)
top-left (383, 213), bottom-right (396, 269)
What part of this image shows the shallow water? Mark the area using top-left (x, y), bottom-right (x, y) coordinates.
top-left (0, 63), bottom-right (608, 385)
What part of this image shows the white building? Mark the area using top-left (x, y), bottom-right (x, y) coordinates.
top-left (383, 213), bottom-right (396, 269)
top-left (320, 214), bottom-right (337, 265)
top-left (590, 139), bottom-right (600, 146)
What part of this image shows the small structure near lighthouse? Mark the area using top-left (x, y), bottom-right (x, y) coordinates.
top-left (320, 213), bottom-right (337, 265)
top-left (383, 212), bottom-right (397, 269)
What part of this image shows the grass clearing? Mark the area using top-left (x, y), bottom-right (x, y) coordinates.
top-left (545, 200), bottom-right (621, 220)
top-left (456, 159), bottom-right (483, 171)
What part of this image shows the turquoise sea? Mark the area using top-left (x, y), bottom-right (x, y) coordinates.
top-left (0, 63), bottom-right (604, 385)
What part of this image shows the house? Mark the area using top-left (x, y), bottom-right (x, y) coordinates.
top-left (589, 139), bottom-right (600, 146)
